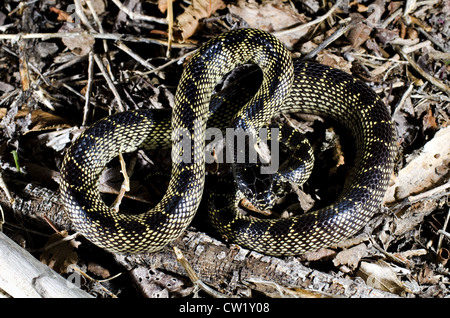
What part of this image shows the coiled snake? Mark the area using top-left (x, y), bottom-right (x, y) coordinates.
top-left (60, 29), bottom-right (396, 256)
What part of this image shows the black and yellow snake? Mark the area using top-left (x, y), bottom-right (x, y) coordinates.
top-left (60, 29), bottom-right (396, 256)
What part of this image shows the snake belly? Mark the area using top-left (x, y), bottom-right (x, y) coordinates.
top-left (60, 28), bottom-right (396, 255)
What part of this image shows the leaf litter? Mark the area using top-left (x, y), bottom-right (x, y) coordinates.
top-left (0, 0), bottom-right (448, 298)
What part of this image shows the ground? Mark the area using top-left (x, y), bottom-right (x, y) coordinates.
top-left (0, 0), bottom-right (449, 298)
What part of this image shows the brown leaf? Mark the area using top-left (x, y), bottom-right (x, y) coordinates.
top-left (228, 0), bottom-right (308, 49)
top-left (50, 7), bottom-right (74, 23)
top-left (333, 243), bottom-right (368, 271)
top-left (176, 0), bottom-right (226, 40)
top-left (316, 52), bottom-right (352, 74)
top-left (347, 13), bottom-right (372, 48)
top-left (26, 109), bottom-right (71, 133)
top-left (417, 265), bottom-right (441, 285)
top-left (87, 262), bottom-right (111, 279)
top-left (40, 230), bottom-right (80, 274)
top-left (60, 26), bottom-right (95, 56)
top-left (300, 248), bottom-right (337, 262)
top-left (423, 108), bottom-right (438, 130)
top-left (357, 260), bottom-right (410, 296)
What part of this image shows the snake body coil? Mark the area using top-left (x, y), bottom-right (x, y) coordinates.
top-left (60, 29), bottom-right (396, 255)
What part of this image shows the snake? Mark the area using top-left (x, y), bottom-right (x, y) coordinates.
top-left (59, 28), bottom-right (396, 256)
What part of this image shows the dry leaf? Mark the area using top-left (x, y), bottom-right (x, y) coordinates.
top-left (229, 0), bottom-right (308, 49)
top-left (245, 278), bottom-right (333, 298)
top-left (316, 52), bottom-right (352, 74)
top-left (26, 109), bottom-right (71, 133)
top-left (50, 7), bottom-right (74, 23)
top-left (40, 230), bottom-right (80, 274)
top-left (347, 13), bottom-right (372, 48)
top-left (333, 243), bottom-right (368, 271)
top-left (81, 0), bottom-right (106, 17)
top-left (300, 247), bottom-right (337, 262)
top-left (60, 26), bottom-right (95, 56)
top-left (357, 260), bottom-right (410, 296)
top-left (87, 262), bottom-right (111, 279)
top-left (417, 265), bottom-right (441, 285)
top-left (423, 108), bottom-right (438, 130)
top-left (177, 0), bottom-right (226, 40)
top-left (0, 108), bottom-right (70, 133)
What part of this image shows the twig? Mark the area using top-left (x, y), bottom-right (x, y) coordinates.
top-left (2, 46), bottom-right (51, 87)
top-left (438, 230), bottom-right (450, 240)
top-left (0, 32), bottom-right (196, 49)
top-left (381, 7), bottom-right (403, 29)
top-left (245, 277), bottom-right (337, 298)
top-left (402, 40), bottom-right (433, 54)
top-left (415, 26), bottom-right (448, 53)
top-left (395, 82), bottom-right (414, 110)
top-left (93, 53), bottom-right (125, 112)
top-left (166, 0), bottom-right (174, 58)
top-left (0, 173), bottom-right (15, 205)
top-left (7, 0), bottom-right (39, 16)
top-left (437, 208), bottom-right (450, 252)
top-left (132, 49), bottom-right (196, 77)
top-left (272, 0), bottom-right (342, 36)
top-left (370, 237), bottom-right (409, 267)
top-left (74, 0), bottom-right (95, 32)
top-left (0, 204), bottom-right (4, 232)
top-left (44, 54), bottom-right (87, 76)
top-left (72, 266), bottom-right (118, 298)
top-left (111, 153), bottom-right (134, 212)
top-left (302, 19), bottom-right (353, 60)
top-left (114, 41), bottom-right (159, 73)
top-left (407, 181), bottom-right (450, 203)
top-left (82, 51), bottom-right (94, 126)
top-left (398, 48), bottom-right (450, 95)
top-left (85, 0), bottom-right (109, 55)
top-left (111, 0), bottom-right (167, 25)
top-left (173, 246), bottom-right (230, 298)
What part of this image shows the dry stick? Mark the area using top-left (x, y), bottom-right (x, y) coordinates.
top-left (437, 208), bottom-right (450, 253)
top-left (2, 46), bottom-right (51, 87)
top-left (82, 51), bottom-right (95, 126)
top-left (0, 173), bottom-right (14, 204)
top-left (166, 0), bottom-right (174, 58)
top-left (85, 0), bottom-right (110, 55)
top-left (93, 53), bottom-right (125, 112)
top-left (415, 26), bottom-right (449, 53)
top-left (408, 181), bottom-right (450, 203)
top-left (115, 41), bottom-right (158, 72)
top-left (133, 49), bottom-right (197, 77)
top-left (0, 204), bottom-right (4, 232)
top-left (173, 246), bottom-right (230, 298)
top-left (438, 229), bottom-right (450, 241)
top-left (72, 266), bottom-right (119, 298)
top-left (111, 0), bottom-right (167, 25)
top-left (398, 48), bottom-right (450, 95)
top-left (77, 0), bottom-right (115, 85)
top-left (0, 32), bottom-right (195, 49)
top-left (111, 153), bottom-right (136, 212)
top-left (302, 20), bottom-right (353, 61)
top-left (272, 0), bottom-right (342, 36)
top-left (74, 0), bottom-right (95, 32)
top-left (44, 54), bottom-right (87, 76)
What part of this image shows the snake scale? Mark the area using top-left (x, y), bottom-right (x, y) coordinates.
top-left (60, 29), bottom-right (396, 256)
